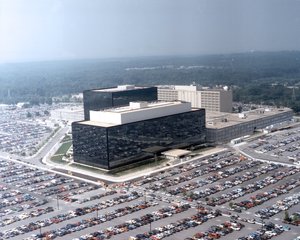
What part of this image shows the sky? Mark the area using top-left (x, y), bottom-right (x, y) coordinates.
top-left (0, 0), bottom-right (300, 63)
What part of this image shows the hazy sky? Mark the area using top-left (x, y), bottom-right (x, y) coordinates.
top-left (0, 0), bottom-right (300, 62)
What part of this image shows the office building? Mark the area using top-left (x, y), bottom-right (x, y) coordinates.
top-left (157, 85), bottom-right (232, 112)
top-left (50, 107), bottom-right (84, 124)
top-left (206, 108), bottom-right (294, 143)
top-left (83, 85), bottom-right (157, 120)
top-left (72, 101), bottom-right (206, 170)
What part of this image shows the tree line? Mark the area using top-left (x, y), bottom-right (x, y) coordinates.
top-left (0, 51), bottom-right (299, 112)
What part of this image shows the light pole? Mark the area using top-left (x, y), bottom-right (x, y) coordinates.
top-left (144, 190), bottom-right (147, 204)
top-left (57, 195), bottom-right (60, 210)
top-left (39, 225), bottom-right (42, 235)
top-left (96, 205), bottom-right (99, 218)
top-left (126, 181), bottom-right (131, 192)
top-left (260, 217), bottom-right (265, 231)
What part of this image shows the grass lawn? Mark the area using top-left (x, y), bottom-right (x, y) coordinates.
top-left (70, 163), bottom-right (109, 175)
top-left (113, 158), bottom-right (168, 176)
top-left (192, 147), bottom-right (214, 154)
top-left (61, 134), bottom-right (72, 143)
top-left (50, 155), bottom-right (68, 165)
top-left (49, 141), bottom-right (72, 165)
top-left (70, 157), bottom-right (168, 177)
top-left (55, 141), bottom-right (72, 155)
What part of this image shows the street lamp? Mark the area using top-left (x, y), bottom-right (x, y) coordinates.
top-left (260, 217), bottom-right (265, 231)
top-left (57, 195), bottom-right (60, 210)
top-left (127, 181), bottom-right (131, 191)
top-left (198, 202), bottom-right (201, 213)
top-left (144, 190), bottom-right (147, 204)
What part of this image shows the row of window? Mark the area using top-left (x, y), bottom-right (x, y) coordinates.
top-left (72, 110), bottom-right (206, 169)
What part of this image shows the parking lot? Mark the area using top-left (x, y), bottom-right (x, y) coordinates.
top-left (240, 126), bottom-right (300, 166)
top-left (0, 103), bottom-right (81, 157)
top-left (0, 157), bottom-right (103, 239)
top-left (0, 141), bottom-right (299, 240)
top-left (0, 106), bottom-right (56, 157)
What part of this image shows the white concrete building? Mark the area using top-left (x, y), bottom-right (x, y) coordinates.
top-left (89, 101), bottom-right (192, 126)
top-left (50, 107), bottom-right (84, 124)
top-left (157, 85), bottom-right (233, 113)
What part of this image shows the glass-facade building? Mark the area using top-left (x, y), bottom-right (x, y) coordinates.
top-left (72, 109), bottom-right (206, 170)
top-left (83, 86), bottom-right (157, 120)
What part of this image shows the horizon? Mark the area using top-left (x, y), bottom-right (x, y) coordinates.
top-left (1, 50), bottom-right (300, 65)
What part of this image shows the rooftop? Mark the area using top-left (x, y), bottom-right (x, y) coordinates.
top-left (162, 149), bottom-right (192, 158)
top-left (93, 85), bottom-right (146, 92)
top-left (84, 101), bottom-right (193, 127)
top-left (79, 120), bottom-right (116, 128)
top-left (157, 85), bottom-right (230, 92)
top-left (51, 107), bottom-right (83, 113)
top-left (206, 108), bottom-right (293, 129)
top-left (101, 101), bottom-right (181, 113)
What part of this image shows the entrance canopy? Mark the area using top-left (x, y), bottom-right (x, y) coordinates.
top-left (162, 149), bottom-right (191, 160)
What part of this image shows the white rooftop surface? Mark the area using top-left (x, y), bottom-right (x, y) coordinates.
top-left (206, 108), bottom-right (292, 129)
top-left (52, 107), bottom-right (83, 113)
top-left (162, 149), bottom-right (192, 157)
top-left (93, 85), bottom-right (145, 92)
top-left (79, 120), bottom-right (116, 128)
top-left (157, 85), bottom-right (230, 92)
top-left (87, 101), bottom-right (192, 127)
top-left (175, 85), bottom-right (197, 91)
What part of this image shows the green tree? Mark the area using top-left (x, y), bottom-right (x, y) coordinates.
top-left (284, 210), bottom-right (291, 222)
top-left (292, 213), bottom-right (299, 222)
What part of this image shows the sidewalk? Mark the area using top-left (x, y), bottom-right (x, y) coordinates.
top-left (44, 147), bottom-right (228, 183)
